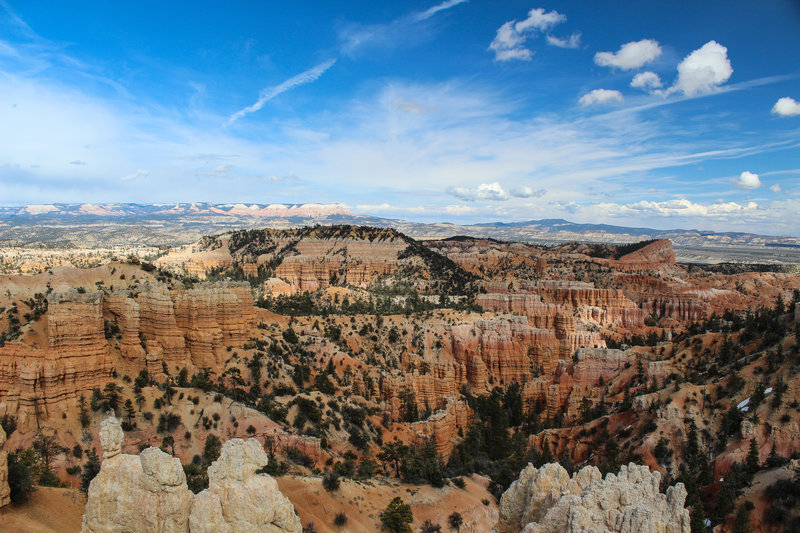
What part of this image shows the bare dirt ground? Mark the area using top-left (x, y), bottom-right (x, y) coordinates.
top-left (0, 475), bottom-right (497, 533)
top-left (277, 474), bottom-right (499, 533)
top-left (0, 487), bottom-right (86, 533)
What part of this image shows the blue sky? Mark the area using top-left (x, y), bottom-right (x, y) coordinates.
top-left (1, 1), bottom-right (799, 234)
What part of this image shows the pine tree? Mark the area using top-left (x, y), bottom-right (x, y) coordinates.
top-left (745, 438), bottom-right (760, 479)
top-left (380, 497), bottom-right (413, 533)
top-left (690, 502), bottom-right (706, 533)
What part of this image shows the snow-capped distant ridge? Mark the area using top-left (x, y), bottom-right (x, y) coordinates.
top-left (0, 202), bottom-right (352, 218)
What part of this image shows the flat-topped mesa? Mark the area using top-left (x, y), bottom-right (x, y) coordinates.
top-left (0, 280), bottom-right (257, 432)
top-left (82, 416), bottom-right (301, 533)
top-left (617, 238), bottom-right (676, 265)
top-left (496, 462), bottom-right (690, 533)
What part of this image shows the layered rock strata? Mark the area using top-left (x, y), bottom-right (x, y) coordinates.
top-left (496, 462), bottom-right (690, 533)
top-left (0, 281), bottom-right (255, 432)
top-left (408, 398), bottom-right (473, 459)
top-left (82, 416), bottom-right (301, 533)
top-left (0, 289), bottom-right (114, 432)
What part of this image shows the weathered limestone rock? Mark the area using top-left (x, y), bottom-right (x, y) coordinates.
top-left (82, 416), bottom-right (193, 533)
top-left (0, 424), bottom-right (10, 508)
top-left (189, 438), bottom-right (302, 533)
top-left (82, 417), bottom-right (300, 533)
top-left (496, 462), bottom-right (690, 533)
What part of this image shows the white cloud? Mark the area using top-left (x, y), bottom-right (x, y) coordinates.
top-left (546, 33), bottom-right (581, 49)
top-left (667, 41), bottom-right (732, 96)
top-left (579, 89), bottom-right (624, 106)
top-left (515, 8), bottom-right (566, 32)
top-left (631, 71), bottom-right (662, 91)
top-left (489, 8), bottom-right (566, 61)
top-left (770, 183), bottom-right (784, 193)
top-left (227, 59), bottom-right (337, 124)
top-left (730, 171), bottom-right (761, 189)
top-left (591, 198), bottom-right (759, 218)
top-left (120, 169), bottom-right (150, 182)
top-left (356, 203), bottom-right (428, 213)
top-left (448, 181), bottom-right (510, 201)
top-left (412, 0), bottom-right (468, 22)
top-left (444, 204), bottom-right (474, 215)
top-left (594, 39), bottom-right (661, 70)
top-left (197, 164), bottom-right (234, 178)
top-left (772, 97), bottom-right (800, 117)
top-left (510, 186), bottom-right (546, 198)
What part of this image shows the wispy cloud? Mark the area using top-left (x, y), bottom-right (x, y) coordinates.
top-left (227, 59), bottom-right (337, 124)
top-left (412, 0), bottom-right (468, 22)
top-left (339, 0), bottom-right (467, 56)
top-left (546, 33), bottom-right (581, 49)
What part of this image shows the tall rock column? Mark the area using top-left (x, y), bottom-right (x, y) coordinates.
top-left (189, 438), bottom-right (302, 533)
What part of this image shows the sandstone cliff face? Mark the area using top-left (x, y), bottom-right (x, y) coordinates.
top-left (408, 398), bottom-right (473, 459)
top-left (0, 281), bottom-right (256, 432)
top-left (0, 289), bottom-right (114, 432)
top-left (496, 462), bottom-right (690, 533)
top-left (172, 281), bottom-right (255, 369)
top-left (82, 416), bottom-right (301, 533)
top-left (0, 424), bottom-right (9, 508)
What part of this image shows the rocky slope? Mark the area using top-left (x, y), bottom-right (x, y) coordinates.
top-left (1, 226), bottom-right (798, 533)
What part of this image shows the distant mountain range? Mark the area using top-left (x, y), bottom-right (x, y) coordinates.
top-left (1, 203), bottom-right (799, 264)
top-left (0, 202), bottom-right (351, 218)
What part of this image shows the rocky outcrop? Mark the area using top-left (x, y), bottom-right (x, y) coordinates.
top-left (0, 280), bottom-right (257, 431)
top-left (172, 281), bottom-right (255, 369)
top-left (82, 416), bottom-right (301, 533)
top-left (408, 398), bottom-right (473, 459)
top-left (136, 282), bottom-right (188, 367)
top-left (82, 416), bottom-right (194, 533)
top-left (480, 281), bottom-right (646, 330)
top-left (47, 289), bottom-right (108, 358)
top-left (189, 438), bottom-right (302, 533)
top-left (448, 315), bottom-right (603, 382)
top-left (0, 424), bottom-right (9, 508)
top-left (618, 239), bottom-right (676, 266)
top-left (0, 289), bottom-right (114, 432)
top-left (496, 462), bottom-right (690, 533)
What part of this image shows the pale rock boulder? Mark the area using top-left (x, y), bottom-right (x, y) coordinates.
top-left (81, 416), bottom-right (193, 533)
top-left (496, 462), bottom-right (690, 533)
top-left (82, 416), bottom-right (300, 533)
top-left (189, 438), bottom-right (302, 533)
top-left (0, 424), bottom-right (10, 508)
